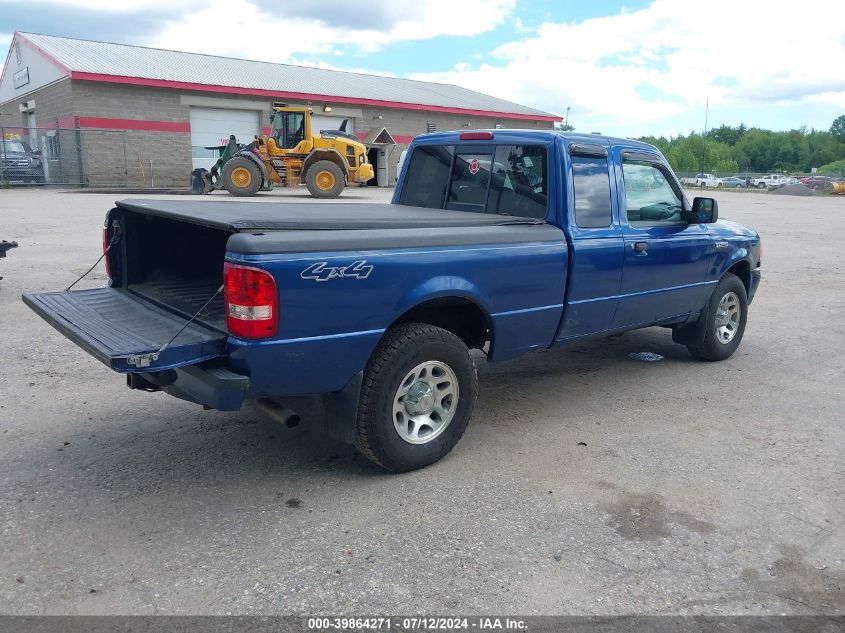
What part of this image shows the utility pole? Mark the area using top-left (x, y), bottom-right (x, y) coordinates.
top-left (700, 97), bottom-right (709, 174)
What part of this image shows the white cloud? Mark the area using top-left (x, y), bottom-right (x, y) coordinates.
top-left (409, 0), bottom-right (845, 134)
top-left (144, 0), bottom-right (515, 61)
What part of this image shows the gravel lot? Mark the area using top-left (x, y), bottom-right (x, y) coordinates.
top-left (0, 187), bottom-right (842, 615)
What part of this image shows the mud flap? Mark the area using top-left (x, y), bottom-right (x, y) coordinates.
top-left (321, 371), bottom-right (363, 444)
top-left (672, 310), bottom-right (707, 346)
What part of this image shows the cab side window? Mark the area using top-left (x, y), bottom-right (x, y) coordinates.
top-left (622, 159), bottom-right (683, 224)
top-left (572, 155), bottom-right (612, 228)
top-left (398, 145), bottom-right (453, 209)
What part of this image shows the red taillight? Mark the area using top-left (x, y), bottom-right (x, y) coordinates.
top-left (223, 262), bottom-right (278, 339)
top-left (102, 227), bottom-right (113, 280)
top-left (459, 131), bottom-right (493, 140)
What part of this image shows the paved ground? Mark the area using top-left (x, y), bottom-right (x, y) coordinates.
top-left (0, 187), bottom-right (842, 615)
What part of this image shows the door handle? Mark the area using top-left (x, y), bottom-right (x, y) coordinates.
top-left (633, 241), bottom-right (649, 254)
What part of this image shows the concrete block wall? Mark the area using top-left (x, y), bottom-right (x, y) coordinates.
top-left (0, 78), bottom-right (72, 130)
top-left (72, 82), bottom-right (191, 187)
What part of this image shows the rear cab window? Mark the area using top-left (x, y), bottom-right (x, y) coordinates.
top-left (399, 143), bottom-right (549, 219)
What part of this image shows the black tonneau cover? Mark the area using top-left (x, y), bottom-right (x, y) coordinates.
top-left (114, 200), bottom-right (543, 232)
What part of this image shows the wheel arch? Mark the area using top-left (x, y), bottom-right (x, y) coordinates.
top-left (388, 293), bottom-right (494, 351)
top-left (232, 150), bottom-right (268, 182)
top-left (302, 149), bottom-right (350, 179)
top-left (724, 257), bottom-right (752, 296)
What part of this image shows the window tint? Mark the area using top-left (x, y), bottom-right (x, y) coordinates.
top-left (622, 160), bottom-right (683, 223)
top-left (572, 155), bottom-right (612, 228)
top-left (398, 145), bottom-right (453, 208)
top-left (447, 151), bottom-right (493, 210)
top-left (399, 143), bottom-right (548, 219)
top-left (488, 145), bottom-right (548, 219)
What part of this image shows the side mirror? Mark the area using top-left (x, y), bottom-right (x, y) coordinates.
top-left (691, 197), bottom-right (719, 223)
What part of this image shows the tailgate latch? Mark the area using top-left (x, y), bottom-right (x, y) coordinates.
top-left (126, 352), bottom-right (160, 368)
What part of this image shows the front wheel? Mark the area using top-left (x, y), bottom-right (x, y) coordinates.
top-left (757, 182), bottom-right (767, 189)
top-left (221, 156), bottom-right (262, 196)
top-left (305, 160), bottom-right (345, 198)
top-left (686, 273), bottom-right (748, 361)
top-left (354, 323), bottom-right (477, 472)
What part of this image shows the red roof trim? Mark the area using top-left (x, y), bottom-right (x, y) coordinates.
top-left (77, 116), bottom-right (190, 132)
top-left (1, 33), bottom-right (72, 87)
top-left (17, 33), bottom-right (73, 74)
top-left (69, 72), bottom-right (561, 122)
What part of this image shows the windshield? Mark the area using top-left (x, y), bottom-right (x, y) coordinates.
top-left (271, 111), bottom-right (305, 149)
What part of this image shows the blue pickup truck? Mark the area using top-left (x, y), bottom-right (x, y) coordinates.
top-left (24, 130), bottom-right (761, 471)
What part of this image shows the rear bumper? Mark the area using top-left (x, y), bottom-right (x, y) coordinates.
top-left (129, 362), bottom-right (249, 411)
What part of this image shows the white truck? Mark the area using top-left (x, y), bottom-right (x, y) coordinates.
top-left (751, 174), bottom-right (788, 190)
top-left (681, 173), bottom-right (723, 188)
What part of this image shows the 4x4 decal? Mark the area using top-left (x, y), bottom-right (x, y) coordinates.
top-left (300, 260), bottom-right (373, 282)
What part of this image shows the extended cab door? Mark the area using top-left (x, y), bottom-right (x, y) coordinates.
top-left (611, 150), bottom-right (716, 329)
top-left (556, 142), bottom-right (624, 340)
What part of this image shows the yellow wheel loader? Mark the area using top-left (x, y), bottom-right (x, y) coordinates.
top-left (194, 106), bottom-right (374, 198)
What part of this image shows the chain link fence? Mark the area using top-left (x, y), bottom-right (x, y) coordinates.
top-left (676, 170), bottom-right (845, 188)
top-left (1, 125), bottom-right (188, 188)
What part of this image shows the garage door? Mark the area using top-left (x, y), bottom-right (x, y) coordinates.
top-left (190, 108), bottom-right (260, 171)
top-left (311, 115), bottom-right (354, 137)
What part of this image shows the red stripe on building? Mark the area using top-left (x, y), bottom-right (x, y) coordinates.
top-left (77, 117), bottom-right (191, 132)
top-left (69, 72), bottom-right (561, 122)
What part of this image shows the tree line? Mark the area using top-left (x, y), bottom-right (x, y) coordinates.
top-left (635, 115), bottom-right (845, 175)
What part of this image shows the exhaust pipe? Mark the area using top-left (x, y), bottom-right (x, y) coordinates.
top-left (256, 398), bottom-right (301, 428)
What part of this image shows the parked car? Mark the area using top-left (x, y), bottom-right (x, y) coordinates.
top-left (681, 173), bottom-right (723, 187)
top-left (800, 175), bottom-right (836, 190)
top-left (751, 174), bottom-right (788, 189)
top-left (23, 131), bottom-right (762, 472)
top-left (0, 139), bottom-right (45, 183)
top-left (721, 177), bottom-right (746, 188)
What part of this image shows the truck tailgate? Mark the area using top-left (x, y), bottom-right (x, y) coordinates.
top-left (23, 287), bottom-right (226, 373)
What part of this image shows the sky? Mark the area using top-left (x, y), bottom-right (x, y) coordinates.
top-left (1, 0), bottom-right (844, 138)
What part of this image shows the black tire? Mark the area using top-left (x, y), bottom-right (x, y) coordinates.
top-left (757, 182), bottom-right (766, 189)
top-left (687, 273), bottom-right (748, 361)
top-left (305, 160), bottom-right (345, 198)
top-left (221, 156), bottom-right (262, 196)
top-left (354, 323), bottom-right (477, 472)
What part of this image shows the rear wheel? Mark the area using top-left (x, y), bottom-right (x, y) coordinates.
top-left (757, 182), bottom-right (767, 189)
top-left (354, 323), bottom-right (477, 472)
top-left (221, 156), bottom-right (262, 196)
top-left (306, 160), bottom-right (345, 198)
top-left (686, 273), bottom-right (748, 361)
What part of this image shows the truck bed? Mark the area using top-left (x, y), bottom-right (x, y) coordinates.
top-left (114, 199), bottom-right (541, 232)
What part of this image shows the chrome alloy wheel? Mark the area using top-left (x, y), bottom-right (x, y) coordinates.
top-left (714, 291), bottom-right (741, 344)
top-left (392, 361), bottom-right (459, 445)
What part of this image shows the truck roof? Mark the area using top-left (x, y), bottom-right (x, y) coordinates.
top-left (413, 129), bottom-right (659, 153)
